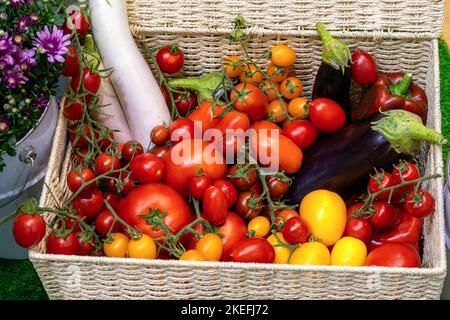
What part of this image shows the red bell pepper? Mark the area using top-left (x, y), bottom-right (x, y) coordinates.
top-left (352, 72), bottom-right (428, 122)
top-left (369, 210), bottom-right (422, 252)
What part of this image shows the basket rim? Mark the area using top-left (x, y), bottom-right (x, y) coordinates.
top-left (28, 250), bottom-right (447, 276)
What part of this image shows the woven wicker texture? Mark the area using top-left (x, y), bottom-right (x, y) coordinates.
top-left (30, 0), bottom-right (446, 300)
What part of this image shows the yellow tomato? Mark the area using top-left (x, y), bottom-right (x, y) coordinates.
top-left (260, 80), bottom-right (280, 102)
top-left (267, 232), bottom-right (291, 264)
top-left (239, 63), bottom-right (264, 85)
top-left (266, 63), bottom-right (290, 83)
top-left (289, 242), bottom-right (331, 265)
top-left (222, 56), bottom-right (242, 78)
top-left (103, 232), bottom-right (129, 258)
top-left (299, 190), bottom-right (347, 246)
top-left (271, 44), bottom-right (296, 67)
top-left (195, 233), bottom-right (223, 261)
top-left (280, 77), bottom-right (303, 100)
top-left (267, 99), bottom-right (288, 123)
top-left (180, 249), bottom-right (206, 261)
top-left (331, 237), bottom-right (367, 266)
top-left (248, 216), bottom-right (271, 238)
top-left (127, 234), bottom-right (157, 259)
top-left (287, 97), bottom-right (308, 118)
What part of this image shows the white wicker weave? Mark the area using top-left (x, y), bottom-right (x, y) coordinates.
top-left (29, 0), bottom-right (446, 299)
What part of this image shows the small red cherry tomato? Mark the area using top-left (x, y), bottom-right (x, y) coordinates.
top-left (230, 238), bottom-right (275, 263)
top-left (308, 98), bottom-right (346, 133)
top-left (130, 153), bottom-right (166, 184)
top-left (189, 175), bottom-right (212, 200)
top-left (368, 171), bottom-right (395, 200)
top-left (351, 50), bottom-right (378, 86)
top-left (403, 189), bottom-right (435, 219)
top-left (282, 120), bottom-right (319, 150)
top-left (203, 186), bottom-right (229, 225)
top-left (169, 118), bottom-right (195, 145)
top-left (156, 46), bottom-right (184, 74)
top-left (282, 217), bottom-right (310, 244)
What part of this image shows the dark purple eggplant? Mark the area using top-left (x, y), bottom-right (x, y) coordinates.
top-left (312, 23), bottom-right (352, 124)
top-left (287, 110), bottom-right (446, 204)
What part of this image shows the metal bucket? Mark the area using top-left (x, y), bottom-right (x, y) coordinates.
top-left (0, 97), bottom-right (59, 259)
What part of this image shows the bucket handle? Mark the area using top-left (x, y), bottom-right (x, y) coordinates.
top-left (0, 146), bottom-right (37, 209)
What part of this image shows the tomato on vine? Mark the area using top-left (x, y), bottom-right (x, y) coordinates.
top-left (95, 210), bottom-right (120, 238)
top-left (121, 140), bottom-right (144, 164)
top-left (127, 234), bottom-right (157, 259)
top-left (47, 231), bottom-right (80, 255)
top-left (130, 153), bottom-right (166, 184)
top-left (13, 213), bottom-right (46, 249)
top-left (67, 167), bottom-right (97, 196)
top-left (368, 171), bottom-right (395, 200)
top-left (103, 232), bottom-right (129, 258)
top-left (156, 46), bottom-right (184, 74)
top-left (95, 153), bottom-right (120, 176)
top-left (195, 233), bottom-right (223, 261)
top-left (188, 175), bottom-right (211, 200)
top-left (403, 189), bottom-right (435, 219)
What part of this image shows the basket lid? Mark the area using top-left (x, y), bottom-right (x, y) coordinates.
top-left (127, 0), bottom-right (444, 39)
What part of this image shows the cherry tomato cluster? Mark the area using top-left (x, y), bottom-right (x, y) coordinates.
top-left (344, 161), bottom-right (435, 268)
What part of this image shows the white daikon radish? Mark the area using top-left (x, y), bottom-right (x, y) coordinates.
top-left (89, 0), bottom-right (171, 147)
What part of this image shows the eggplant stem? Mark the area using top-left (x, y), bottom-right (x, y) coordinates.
top-left (316, 22), bottom-right (351, 73)
top-left (168, 72), bottom-right (224, 103)
top-left (409, 122), bottom-right (447, 145)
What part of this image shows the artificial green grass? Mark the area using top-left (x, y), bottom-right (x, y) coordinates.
top-left (0, 39), bottom-right (449, 301)
top-left (0, 259), bottom-right (47, 300)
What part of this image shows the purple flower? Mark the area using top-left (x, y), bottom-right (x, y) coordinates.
top-left (2, 67), bottom-right (28, 88)
top-left (7, 0), bottom-right (32, 6)
top-left (0, 12), bottom-right (8, 21)
top-left (33, 25), bottom-right (70, 63)
top-left (29, 13), bottom-right (39, 25)
top-left (0, 33), bottom-right (16, 66)
top-left (17, 48), bottom-right (36, 71)
top-left (0, 119), bottom-right (10, 133)
top-left (32, 93), bottom-right (48, 111)
top-left (12, 32), bottom-right (24, 46)
top-left (17, 16), bottom-right (30, 31)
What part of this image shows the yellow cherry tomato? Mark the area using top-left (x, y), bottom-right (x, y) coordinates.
top-left (271, 44), bottom-right (296, 67)
top-left (248, 216), bottom-right (271, 238)
top-left (239, 63), bottom-right (264, 85)
top-left (289, 242), bottom-right (331, 265)
top-left (267, 232), bottom-right (291, 264)
top-left (331, 236), bottom-right (367, 266)
top-left (267, 99), bottom-right (288, 123)
top-left (287, 97), bottom-right (308, 118)
top-left (103, 232), bottom-right (129, 258)
top-left (222, 56), bottom-right (242, 78)
top-left (127, 234), bottom-right (157, 259)
top-left (280, 77), bottom-right (303, 100)
top-left (260, 80), bottom-right (280, 102)
top-left (299, 190), bottom-right (347, 246)
top-left (266, 63), bottom-right (290, 83)
top-left (180, 249), bottom-right (206, 261)
top-left (195, 233), bottom-right (223, 261)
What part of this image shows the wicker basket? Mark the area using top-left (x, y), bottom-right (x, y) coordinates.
top-left (29, 0), bottom-right (447, 299)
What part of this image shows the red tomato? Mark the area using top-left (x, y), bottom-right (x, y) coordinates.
top-left (67, 167), bottom-right (96, 196)
top-left (156, 46), bottom-right (184, 74)
top-left (275, 209), bottom-right (299, 230)
top-left (174, 91), bottom-right (198, 115)
top-left (102, 192), bottom-right (121, 213)
top-left (161, 86), bottom-right (170, 105)
top-left (250, 120), bottom-right (282, 133)
top-left (63, 211), bottom-right (85, 233)
top-left (282, 120), bottom-right (319, 150)
top-left (63, 9), bottom-right (90, 39)
top-left (63, 99), bottom-right (84, 121)
top-left (151, 126), bottom-right (170, 146)
top-left (121, 140), bottom-right (144, 164)
top-left (217, 212), bottom-right (247, 261)
top-left (351, 50), bottom-right (378, 86)
top-left (188, 175), bottom-right (211, 200)
top-left (119, 183), bottom-right (192, 238)
top-left (203, 186), bottom-right (229, 225)
top-left (95, 128), bottom-right (115, 153)
top-left (61, 46), bottom-right (80, 77)
top-left (75, 231), bottom-right (94, 256)
top-left (188, 101), bottom-right (226, 133)
top-left (46, 232), bottom-right (79, 255)
top-left (368, 171), bottom-right (395, 200)
top-left (150, 145), bottom-right (171, 161)
top-left (72, 148), bottom-right (89, 166)
top-left (213, 180), bottom-right (238, 208)
top-left (234, 191), bottom-right (263, 220)
top-left (282, 217), bottom-right (310, 244)
top-left (369, 201), bottom-right (397, 229)
top-left (95, 153), bottom-right (120, 176)
top-left (230, 83), bottom-right (268, 121)
top-left (403, 189), bottom-right (435, 219)
top-left (12, 213), bottom-right (46, 249)
top-left (118, 171), bottom-right (136, 196)
top-left (71, 68), bottom-right (100, 97)
top-left (214, 111), bottom-right (250, 155)
top-left (343, 218), bottom-right (373, 244)
top-left (183, 222), bottom-right (206, 250)
top-left (130, 153), bottom-right (166, 184)
top-left (266, 175), bottom-right (289, 200)
top-left (228, 164), bottom-right (258, 191)
top-left (69, 124), bottom-right (92, 149)
top-left (347, 202), bottom-right (364, 219)
top-left (169, 118), bottom-right (195, 144)
top-left (392, 161), bottom-right (421, 199)
top-left (95, 210), bottom-right (121, 237)
top-left (308, 98), bottom-right (346, 133)
top-left (365, 243), bottom-right (420, 268)
top-left (72, 188), bottom-right (105, 221)
top-left (230, 238), bottom-right (275, 263)
top-left (164, 139), bottom-right (228, 192)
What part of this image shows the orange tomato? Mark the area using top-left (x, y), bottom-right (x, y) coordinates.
top-left (180, 249), bottom-right (206, 261)
top-left (250, 120), bottom-right (282, 133)
top-left (188, 101), bottom-right (226, 132)
top-left (260, 80), bottom-right (280, 102)
top-left (271, 44), bottom-right (296, 67)
top-left (239, 63), bottom-right (264, 85)
top-left (103, 232), bottom-right (129, 258)
top-left (267, 99), bottom-right (288, 123)
top-left (287, 97), bottom-right (308, 118)
top-left (222, 56), bottom-right (242, 78)
top-left (266, 63), bottom-right (290, 83)
top-left (280, 77), bottom-right (303, 100)
top-left (127, 234), bottom-right (157, 259)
